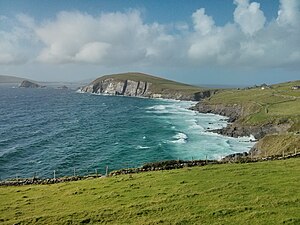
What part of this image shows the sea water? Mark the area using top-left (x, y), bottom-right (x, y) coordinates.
top-left (0, 87), bottom-right (255, 179)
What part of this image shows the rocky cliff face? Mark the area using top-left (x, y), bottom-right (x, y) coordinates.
top-left (80, 77), bottom-right (216, 101)
top-left (80, 78), bottom-right (152, 97)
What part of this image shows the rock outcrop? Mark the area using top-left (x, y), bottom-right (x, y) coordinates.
top-left (190, 103), bottom-right (243, 122)
top-left (19, 80), bottom-right (44, 88)
top-left (213, 123), bottom-right (290, 140)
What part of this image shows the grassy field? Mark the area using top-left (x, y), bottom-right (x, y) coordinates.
top-left (1, 158), bottom-right (299, 224)
top-left (93, 72), bottom-right (205, 95)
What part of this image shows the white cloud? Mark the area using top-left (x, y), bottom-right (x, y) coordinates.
top-left (32, 10), bottom-right (176, 65)
top-left (192, 8), bottom-right (215, 35)
top-left (233, 0), bottom-right (266, 35)
top-left (0, 0), bottom-right (299, 70)
top-left (74, 42), bottom-right (111, 63)
top-left (0, 25), bottom-right (28, 65)
top-left (277, 0), bottom-right (300, 27)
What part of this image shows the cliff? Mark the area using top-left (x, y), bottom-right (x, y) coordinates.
top-left (79, 72), bottom-right (217, 101)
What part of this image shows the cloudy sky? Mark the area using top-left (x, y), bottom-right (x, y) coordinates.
top-left (0, 0), bottom-right (299, 85)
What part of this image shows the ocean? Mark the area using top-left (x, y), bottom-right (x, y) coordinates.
top-left (0, 87), bottom-right (255, 180)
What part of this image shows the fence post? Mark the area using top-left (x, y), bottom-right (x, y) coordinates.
top-left (73, 168), bottom-right (76, 177)
top-left (282, 150), bottom-right (285, 158)
top-left (105, 165), bottom-right (108, 176)
top-left (206, 155), bottom-right (208, 164)
top-left (95, 169), bottom-right (98, 177)
top-left (53, 170), bottom-right (56, 179)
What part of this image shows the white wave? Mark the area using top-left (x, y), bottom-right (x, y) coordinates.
top-left (171, 132), bottom-right (188, 144)
top-left (147, 97), bottom-right (255, 158)
top-left (136, 145), bottom-right (150, 149)
top-left (235, 134), bottom-right (257, 142)
top-left (76, 89), bottom-right (85, 93)
top-left (146, 105), bottom-right (167, 110)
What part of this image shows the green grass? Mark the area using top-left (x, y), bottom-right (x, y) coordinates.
top-left (1, 158), bottom-right (300, 224)
top-left (204, 81), bottom-right (300, 126)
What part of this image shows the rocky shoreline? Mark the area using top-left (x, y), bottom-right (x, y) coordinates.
top-left (190, 101), bottom-right (292, 157)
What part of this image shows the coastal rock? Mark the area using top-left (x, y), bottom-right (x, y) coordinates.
top-left (19, 80), bottom-right (44, 88)
top-left (213, 124), bottom-right (286, 140)
top-left (193, 90), bottom-right (219, 101)
top-left (190, 103), bottom-right (242, 122)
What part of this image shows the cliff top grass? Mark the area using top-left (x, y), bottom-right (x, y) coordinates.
top-left (203, 80), bottom-right (300, 128)
top-left (93, 72), bottom-right (205, 94)
top-left (1, 158), bottom-right (299, 225)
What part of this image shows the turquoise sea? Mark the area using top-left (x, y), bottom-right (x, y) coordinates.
top-left (0, 87), bottom-right (255, 179)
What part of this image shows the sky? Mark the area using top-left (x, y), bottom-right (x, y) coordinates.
top-left (0, 0), bottom-right (299, 85)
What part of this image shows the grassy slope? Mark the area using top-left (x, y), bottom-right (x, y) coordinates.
top-left (93, 72), bottom-right (204, 95)
top-left (1, 158), bottom-right (299, 225)
top-left (202, 80), bottom-right (300, 156)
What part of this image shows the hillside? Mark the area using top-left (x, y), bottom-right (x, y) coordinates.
top-left (192, 80), bottom-right (300, 157)
top-left (80, 72), bottom-right (215, 100)
top-left (0, 75), bottom-right (28, 83)
top-left (0, 158), bottom-right (299, 224)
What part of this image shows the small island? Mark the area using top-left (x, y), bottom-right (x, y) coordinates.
top-left (19, 80), bottom-right (45, 88)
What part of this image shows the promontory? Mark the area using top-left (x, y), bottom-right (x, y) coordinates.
top-left (79, 72), bottom-right (217, 101)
